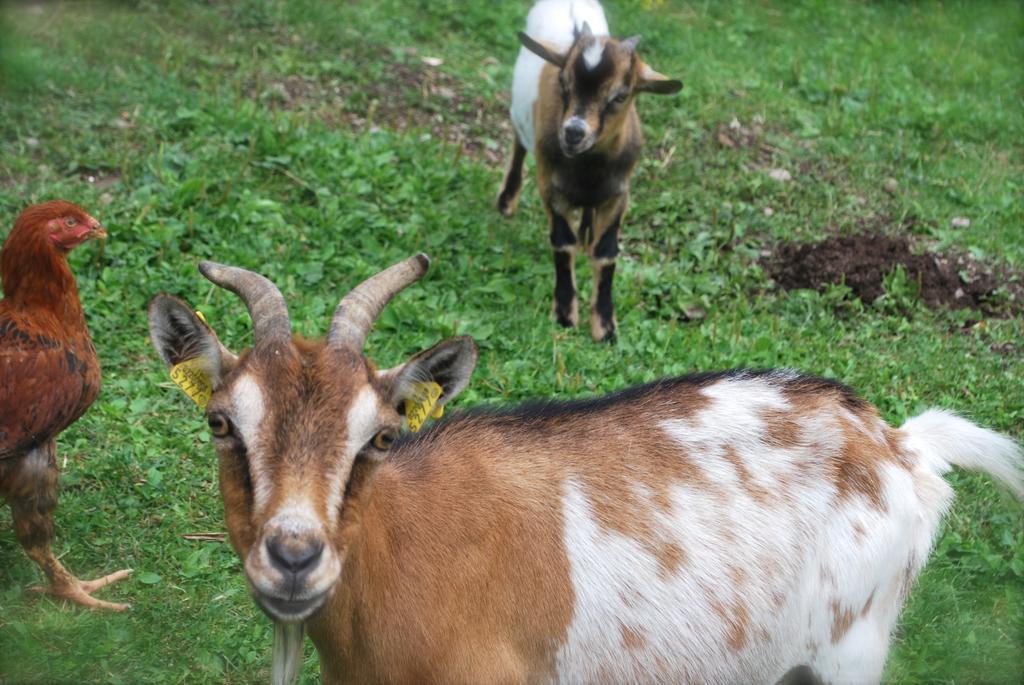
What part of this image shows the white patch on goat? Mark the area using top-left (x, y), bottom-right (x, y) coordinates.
top-left (664, 375), bottom-right (792, 458)
top-left (325, 386), bottom-right (381, 522)
top-left (902, 408), bottom-right (1024, 498)
top-left (582, 39), bottom-right (604, 69)
top-left (268, 502), bottom-right (321, 537)
top-left (232, 374), bottom-right (271, 510)
top-left (553, 374), bottom-right (963, 682)
top-left (555, 478), bottom-right (794, 683)
top-left (345, 385), bottom-right (380, 462)
top-left (251, 500), bottom-right (340, 603)
top-left (801, 461), bottom-right (950, 681)
top-left (526, 0), bottom-right (608, 47)
top-left (252, 502), bottom-right (318, 580)
top-left (232, 373), bottom-right (265, 446)
top-left (271, 622), bottom-right (304, 685)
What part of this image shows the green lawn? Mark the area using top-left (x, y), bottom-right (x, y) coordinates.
top-left (1, 0), bottom-right (1022, 682)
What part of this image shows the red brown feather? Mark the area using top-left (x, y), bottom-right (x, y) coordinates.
top-left (1, 201), bottom-right (102, 457)
top-left (0, 201), bottom-right (130, 611)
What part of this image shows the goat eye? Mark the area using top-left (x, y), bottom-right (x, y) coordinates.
top-left (613, 92), bottom-right (629, 104)
top-left (65, 217), bottom-right (78, 227)
top-left (371, 429), bottom-right (397, 451)
top-left (208, 413), bottom-right (232, 438)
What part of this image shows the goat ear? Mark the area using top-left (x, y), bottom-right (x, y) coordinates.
top-left (621, 35), bottom-right (642, 52)
top-left (148, 294), bottom-right (237, 401)
top-left (574, 21), bottom-right (594, 42)
top-left (636, 63), bottom-right (682, 95)
top-left (518, 32), bottom-right (567, 68)
top-left (381, 336), bottom-right (478, 420)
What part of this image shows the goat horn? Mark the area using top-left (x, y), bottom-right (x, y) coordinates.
top-left (328, 254), bottom-right (430, 350)
top-left (199, 261), bottom-right (292, 345)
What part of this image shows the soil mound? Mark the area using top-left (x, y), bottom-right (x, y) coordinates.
top-left (767, 233), bottom-right (1020, 316)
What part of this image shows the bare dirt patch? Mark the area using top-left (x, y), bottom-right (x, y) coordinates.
top-left (766, 233), bottom-right (1023, 317)
top-left (249, 50), bottom-right (511, 166)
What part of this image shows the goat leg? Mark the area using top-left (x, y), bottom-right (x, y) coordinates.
top-left (497, 137), bottom-right (527, 216)
top-left (588, 195), bottom-right (627, 342)
top-left (547, 203), bottom-right (578, 328)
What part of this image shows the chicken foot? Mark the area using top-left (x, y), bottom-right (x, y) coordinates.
top-left (24, 547), bottom-right (132, 611)
top-left (4, 442), bottom-right (132, 611)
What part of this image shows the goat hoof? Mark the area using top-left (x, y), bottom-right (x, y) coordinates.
top-left (554, 299), bottom-right (579, 328)
top-left (590, 320), bottom-right (617, 343)
top-left (555, 313), bottom-right (577, 328)
top-left (497, 196), bottom-right (518, 217)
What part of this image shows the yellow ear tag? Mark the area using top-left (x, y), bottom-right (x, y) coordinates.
top-left (195, 310), bottom-right (208, 325)
top-left (169, 358), bottom-right (214, 409)
top-left (404, 381), bottom-right (443, 433)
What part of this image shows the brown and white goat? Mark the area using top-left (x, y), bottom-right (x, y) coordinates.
top-left (497, 0), bottom-right (681, 341)
top-left (149, 254), bottom-right (1023, 685)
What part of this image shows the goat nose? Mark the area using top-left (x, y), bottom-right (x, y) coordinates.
top-left (564, 122), bottom-right (586, 145)
top-left (266, 536), bottom-right (323, 576)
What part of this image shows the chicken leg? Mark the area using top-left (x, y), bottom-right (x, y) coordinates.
top-left (2, 441), bottom-right (131, 611)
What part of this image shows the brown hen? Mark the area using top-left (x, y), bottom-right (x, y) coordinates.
top-left (1, 201), bottom-right (131, 611)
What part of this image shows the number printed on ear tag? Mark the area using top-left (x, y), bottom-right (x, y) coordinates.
top-left (404, 381), bottom-right (443, 433)
top-left (170, 358), bottom-right (214, 409)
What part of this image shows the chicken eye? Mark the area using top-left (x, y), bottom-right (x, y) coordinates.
top-left (371, 429), bottom-right (397, 451)
top-left (208, 413), bottom-right (232, 438)
top-left (65, 217), bottom-right (79, 227)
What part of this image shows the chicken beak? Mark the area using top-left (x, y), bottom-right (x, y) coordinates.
top-left (90, 225), bottom-right (108, 240)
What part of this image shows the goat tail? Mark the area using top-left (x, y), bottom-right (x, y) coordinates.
top-left (900, 409), bottom-right (1024, 499)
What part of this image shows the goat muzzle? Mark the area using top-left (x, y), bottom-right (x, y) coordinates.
top-left (560, 117), bottom-right (596, 156)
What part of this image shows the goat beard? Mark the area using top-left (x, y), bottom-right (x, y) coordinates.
top-left (272, 621), bottom-right (305, 685)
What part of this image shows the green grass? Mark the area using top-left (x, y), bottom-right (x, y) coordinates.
top-left (1, 0), bottom-right (1022, 682)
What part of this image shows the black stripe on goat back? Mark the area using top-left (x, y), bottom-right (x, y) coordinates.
top-left (393, 368), bottom-right (870, 452)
